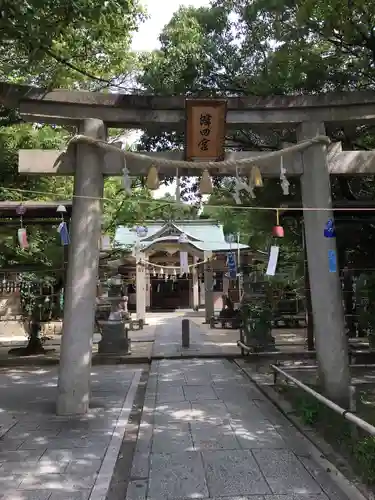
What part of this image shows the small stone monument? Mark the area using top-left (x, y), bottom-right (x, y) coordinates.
top-left (97, 275), bottom-right (131, 355)
top-left (239, 268), bottom-right (276, 352)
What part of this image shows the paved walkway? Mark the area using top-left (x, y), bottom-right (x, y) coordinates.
top-left (152, 316), bottom-right (239, 357)
top-left (128, 358), bottom-right (352, 500)
top-left (0, 365), bottom-right (143, 500)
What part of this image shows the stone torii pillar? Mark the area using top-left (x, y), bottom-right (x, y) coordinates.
top-left (298, 121), bottom-right (350, 405)
top-left (57, 119), bottom-right (105, 416)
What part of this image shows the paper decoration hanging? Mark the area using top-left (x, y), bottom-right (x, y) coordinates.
top-left (227, 252), bottom-right (237, 279)
top-left (324, 219), bottom-right (336, 238)
top-left (57, 222), bottom-right (70, 246)
top-left (122, 159), bottom-right (132, 195)
top-left (280, 156), bottom-right (290, 195)
top-left (204, 250), bottom-right (213, 261)
top-left (100, 234), bottom-right (111, 251)
top-left (328, 249), bottom-right (337, 273)
top-left (233, 167), bottom-right (255, 205)
top-left (180, 251), bottom-right (189, 274)
top-left (16, 204), bottom-right (28, 249)
top-left (17, 228), bottom-right (28, 249)
top-left (266, 246), bottom-right (280, 276)
top-left (178, 233), bottom-right (189, 274)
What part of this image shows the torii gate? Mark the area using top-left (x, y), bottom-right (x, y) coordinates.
top-left (3, 83), bottom-right (375, 414)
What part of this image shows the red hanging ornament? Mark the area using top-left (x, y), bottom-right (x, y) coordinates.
top-left (272, 209), bottom-right (284, 238)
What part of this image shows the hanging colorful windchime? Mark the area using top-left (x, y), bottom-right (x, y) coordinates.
top-left (324, 218), bottom-right (337, 273)
top-left (324, 218), bottom-right (336, 238)
top-left (56, 205), bottom-right (70, 245)
top-left (272, 209), bottom-right (284, 238)
top-left (16, 204), bottom-right (28, 249)
top-left (227, 251), bottom-right (237, 280)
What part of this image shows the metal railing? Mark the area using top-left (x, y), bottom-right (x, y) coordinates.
top-left (271, 363), bottom-right (375, 437)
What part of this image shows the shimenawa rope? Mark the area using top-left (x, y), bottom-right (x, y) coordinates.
top-left (53, 135), bottom-right (330, 171)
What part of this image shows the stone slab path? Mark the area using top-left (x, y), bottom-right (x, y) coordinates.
top-left (0, 365), bottom-right (143, 500)
top-left (152, 316), bottom-right (240, 357)
top-left (127, 358), bottom-right (353, 500)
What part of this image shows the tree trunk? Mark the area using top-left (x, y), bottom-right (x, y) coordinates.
top-left (24, 321), bottom-right (46, 354)
top-left (8, 320), bottom-right (46, 356)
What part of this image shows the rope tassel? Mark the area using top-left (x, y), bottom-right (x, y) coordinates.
top-left (251, 166), bottom-right (263, 187)
top-left (146, 165), bottom-right (160, 190)
top-left (200, 169), bottom-right (213, 194)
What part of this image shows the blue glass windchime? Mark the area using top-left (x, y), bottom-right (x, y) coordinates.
top-left (227, 252), bottom-right (237, 279)
top-left (324, 218), bottom-right (336, 238)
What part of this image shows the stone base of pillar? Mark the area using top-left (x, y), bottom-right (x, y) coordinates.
top-left (98, 321), bottom-right (130, 355)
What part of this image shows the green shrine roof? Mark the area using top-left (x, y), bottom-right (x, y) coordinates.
top-left (114, 220), bottom-right (249, 253)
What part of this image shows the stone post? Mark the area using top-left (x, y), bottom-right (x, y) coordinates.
top-left (181, 318), bottom-right (190, 348)
top-left (57, 119), bottom-right (105, 415)
top-left (192, 256), bottom-right (199, 311)
top-left (136, 252), bottom-right (146, 323)
top-left (204, 253), bottom-right (214, 323)
top-left (298, 121), bottom-right (350, 405)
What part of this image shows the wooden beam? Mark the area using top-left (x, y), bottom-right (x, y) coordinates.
top-left (19, 143), bottom-right (352, 177)
top-left (0, 200), bottom-right (72, 218)
top-left (2, 82), bottom-right (375, 126)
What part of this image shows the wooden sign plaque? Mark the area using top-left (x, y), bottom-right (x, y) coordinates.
top-left (185, 99), bottom-right (227, 161)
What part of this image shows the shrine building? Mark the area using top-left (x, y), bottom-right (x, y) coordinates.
top-left (112, 219), bottom-right (251, 313)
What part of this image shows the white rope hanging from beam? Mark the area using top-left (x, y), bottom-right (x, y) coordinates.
top-left (53, 134), bottom-right (330, 171)
top-left (137, 255), bottom-right (215, 270)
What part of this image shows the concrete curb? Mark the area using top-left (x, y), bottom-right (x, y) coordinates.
top-left (1, 348), bottom-right (374, 368)
top-left (88, 369), bottom-right (143, 500)
top-left (0, 351), bottom-right (331, 368)
top-left (233, 360), bottom-right (372, 500)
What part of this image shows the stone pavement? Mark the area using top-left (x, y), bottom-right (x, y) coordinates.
top-left (0, 365), bottom-right (143, 500)
top-left (127, 358), bottom-right (353, 500)
top-left (152, 316), bottom-right (240, 357)
top-left (0, 313), bottom-right (309, 365)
